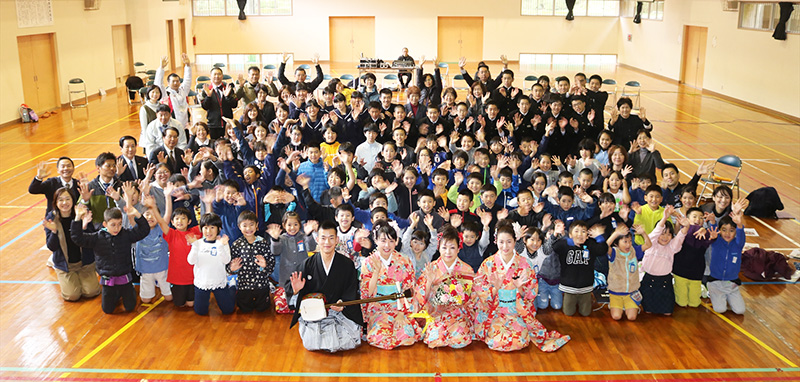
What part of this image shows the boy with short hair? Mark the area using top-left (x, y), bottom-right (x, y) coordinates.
top-left (429, 168), bottom-right (452, 209)
top-left (633, 185), bottom-right (665, 245)
top-left (71, 205), bottom-right (151, 314)
top-left (409, 189), bottom-right (444, 236)
top-left (209, 180), bottom-right (248, 241)
top-left (354, 123), bottom-right (382, 172)
top-left (447, 172), bottom-right (483, 212)
top-left (540, 186), bottom-right (597, 229)
top-left (334, 203), bottom-right (362, 263)
top-left (296, 141), bottom-right (329, 203)
top-left (707, 200), bottom-right (747, 314)
top-left (458, 214), bottom-right (492, 272)
top-left (228, 210), bottom-right (275, 313)
top-left (507, 189), bottom-right (545, 229)
top-left (552, 221), bottom-right (607, 317)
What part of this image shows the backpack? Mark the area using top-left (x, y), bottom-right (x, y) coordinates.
top-left (744, 187), bottom-right (784, 218)
top-left (19, 104), bottom-right (37, 123)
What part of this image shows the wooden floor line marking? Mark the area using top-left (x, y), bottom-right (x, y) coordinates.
top-left (0, 111), bottom-right (137, 177)
top-left (2, 375), bottom-right (800, 382)
top-left (642, 94), bottom-right (799, 163)
top-left (59, 296), bottom-right (165, 378)
top-left (701, 303), bottom-right (798, 368)
top-left (0, 366), bottom-right (798, 378)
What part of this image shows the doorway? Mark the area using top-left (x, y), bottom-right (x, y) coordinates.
top-left (680, 25), bottom-right (708, 90)
top-left (437, 17), bottom-right (484, 64)
top-left (329, 17), bottom-right (375, 65)
top-left (17, 33), bottom-right (60, 112)
top-left (179, 19), bottom-right (187, 56)
top-left (111, 24), bottom-right (134, 86)
top-left (166, 20), bottom-right (176, 71)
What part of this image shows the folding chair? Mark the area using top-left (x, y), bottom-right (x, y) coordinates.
top-left (603, 79), bottom-right (617, 104)
top-left (452, 74), bottom-right (469, 91)
top-left (382, 74), bottom-right (399, 91)
top-left (697, 155), bottom-right (743, 205)
top-left (523, 75), bottom-right (539, 91)
top-left (437, 62), bottom-right (450, 87)
top-left (621, 80), bottom-right (641, 110)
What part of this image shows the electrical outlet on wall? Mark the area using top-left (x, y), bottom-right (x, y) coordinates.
top-left (627, 34), bottom-right (632, 42)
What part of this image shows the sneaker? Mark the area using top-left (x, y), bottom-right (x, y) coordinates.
top-left (46, 255), bottom-right (55, 269)
top-left (701, 284), bottom-right (709, 299)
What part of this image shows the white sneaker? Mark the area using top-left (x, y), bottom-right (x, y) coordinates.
top-left (46, 255), bottom-right (55, 269)
top-left (701, 284), bottom-right (709, 299)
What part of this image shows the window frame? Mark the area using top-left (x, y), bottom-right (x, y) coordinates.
top-left (521, 0), bottom-right (620, 17)
top-left (738, 2), bottom-right (800, 35)
top-left (192, 0), bottom-right (292, 17)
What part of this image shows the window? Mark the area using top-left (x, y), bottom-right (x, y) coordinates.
top-left (520, 53), bottom-right (617, 73)
top-left (193, 0), bottom-right (291, 16)
top-left (739, 3), bottom-right (800, 34)
top-left (621, 0), bottom-right (664, 21)
top-left (194, 54), bottom-right (293, 77)
top-left (521, 0), bottom-right (619, 17)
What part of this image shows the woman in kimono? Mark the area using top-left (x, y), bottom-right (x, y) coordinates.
top-left (473, 220), bottom-right (570, 352)
top-left (413, 225), bottom-right (475, 348)
top-left (359, 221), bottom-right (420, 349)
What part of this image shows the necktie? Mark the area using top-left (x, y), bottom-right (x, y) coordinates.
top-left (130, 160), bottom-right (137, 178)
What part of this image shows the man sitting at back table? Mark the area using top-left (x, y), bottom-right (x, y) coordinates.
top-left (278, 53), bottom-right (324, 93)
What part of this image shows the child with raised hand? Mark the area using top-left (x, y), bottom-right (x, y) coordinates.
top-left (552, 221), bottom-right (608, 317)
top-left (153, 184), bottom-right (201, 308)
top-left (640, 205), bottom-right (689, 315)
top-left (70, 204), bottom-right (151, 314)
top-left (519, 222), bottom-right (563, 311)
top-left (401, 212), bottom-right (440, 278)
top-left (605, 224), bottom-right (650, 321)
top-left (268, 212), bottom-right (317, 314)
top-left (603, 170), bottom-right (632, 212)
top-left (707, 199), bottom-right (748, 314)
top-left (187, 213), bottom-right (235, 316)
top-left (672, 207), bottom-right (717, 308)
top-left (209, 181), bottom-right (248, 241)
top-left (228, 210), bottom-right (275, 313)
top-left (136, 194), bottom-right (173, 303)
top-left (632, 185), bottom-right (665, 245)
top-left (456, 210), bottom-right (492, 273)
top-left (540, 185), bottom-right (596, 229)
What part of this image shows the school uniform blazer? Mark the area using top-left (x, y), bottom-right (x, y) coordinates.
top-left (200, 84), bottom-right (237, 134)
top-left (117, 155), bottom-right (149, 182)
top-left (628, 149), bottom-right (665, 182)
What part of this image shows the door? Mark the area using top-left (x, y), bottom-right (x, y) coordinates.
top-left (329, 17), bottom-right (375, 64)
top-left (438, 17), bottom-right (484, 64)
top-left (680, 25), bottom-right (708, 89)
top-left (111, 25), bottom-right (133, 86)
top-left (17, 33), bottom-right (60, 112)
top-left (166, 20), bottom-right (176, 71)
top-left (179, 19), bottom-right (187, 55)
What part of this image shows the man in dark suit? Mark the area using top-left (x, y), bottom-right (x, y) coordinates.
top-left (117, 136), bottom-right (149, 182)
top-left (148, 127), bottom-right (189, 174)
top-left (200, 67), bottom-right (237, 140)
top-left (29, 157), bottom-right (80, 216)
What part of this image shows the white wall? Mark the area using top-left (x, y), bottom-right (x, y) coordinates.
top-left (0, 0), bottom-right (191, 124)
top-left (191, 0), bottom-right (620, 60)
top-left (618, 0), bottom-right (800, 117)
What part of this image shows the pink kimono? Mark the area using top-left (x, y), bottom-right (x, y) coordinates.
top-left (473, 253), bottom-right (570, 352)
top-left (414, 258), bottom-right (475, 348)
top-left (359, 251), bottom-right (420, 349)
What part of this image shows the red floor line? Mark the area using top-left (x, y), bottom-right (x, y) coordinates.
top-left (1, 375), bottom-right (799, 382)
top-left (0, 199), bottom-right (46, 227)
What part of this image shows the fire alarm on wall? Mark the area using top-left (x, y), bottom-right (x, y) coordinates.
top-left (627, 34), bottom-right (632, 41)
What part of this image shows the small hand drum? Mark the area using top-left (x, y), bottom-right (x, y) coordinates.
top-left (299, 293), bottom-right (327, 322)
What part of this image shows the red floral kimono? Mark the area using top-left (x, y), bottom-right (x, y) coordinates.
top-left (414, 258), bottom-right (475, 348)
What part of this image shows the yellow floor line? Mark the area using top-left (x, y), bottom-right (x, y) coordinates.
top-left (59, 296), bottom-right (164, 378)
top-left (701, 303), bottom-right (798, 368)
top-left (642, 94), bottom-right (799, 163)
top-left (0, 111), bottom-right (137, 177)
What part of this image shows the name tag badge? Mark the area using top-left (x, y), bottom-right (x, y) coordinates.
top-left (732, 256), bottom-right (738, 264)
top-left (567, 216), bottom-right (574, 222)
top-left (211, 247), bottom-right (217, 257)
top-left (582, 246), bottom-right (589, 260)
top-left (297, 240), bottom-right (305, 252)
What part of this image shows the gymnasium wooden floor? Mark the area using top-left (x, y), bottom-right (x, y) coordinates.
top-left (1, 65), bottom-right (799, 382)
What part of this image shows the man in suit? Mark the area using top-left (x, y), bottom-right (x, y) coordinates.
top-left (278, 52), bottom-right (324, 93)
top-left (200, 67), bottom-right (237, 139)
top-left (142, 104), bottom-right (188, 155)
top-left (29, 156), bottom-right (80, 216)
top-left (148, 127), bottom-right (189, 174)
top-left (117, 136), bottom-right (149, 182)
